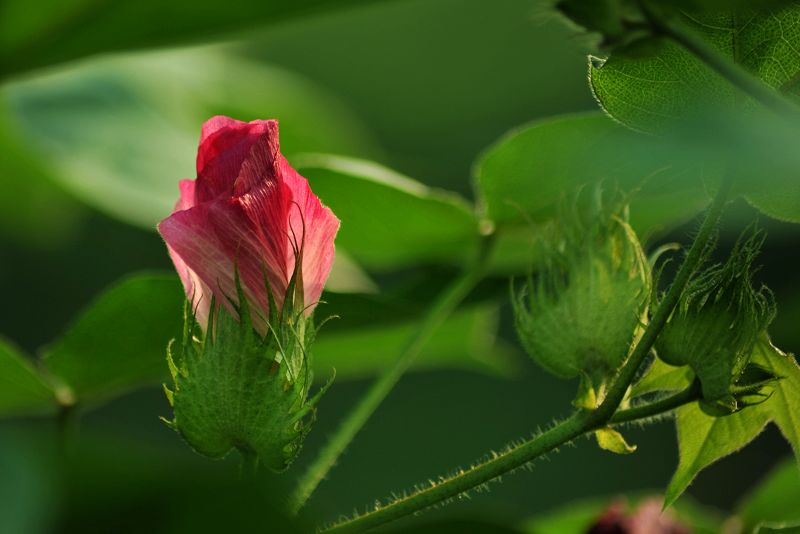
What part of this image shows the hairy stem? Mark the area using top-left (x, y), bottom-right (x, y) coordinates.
top-left (288, 234), bottom-right (495, 513)
top-left (643, 3), bottom-right (800, 119)
top-left (321, 178), bottom-right (733, 533)
top-left (610, 382), bottom-right (701, 425)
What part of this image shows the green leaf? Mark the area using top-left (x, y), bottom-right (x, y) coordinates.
top-left (2, 49), bottom-right (379, 230)
top-left (665, 337), bottom-right (800, 506)
top-left (44, 274), bottom-right (185, 405)
top-left (666, 398), bottom-right (770, 507)
top-left (595, 427), bottom-right (637, 454)
top-left (632, 358), bottom-right (694, 397)
top-left (753, 339), bottom-right (800, 460)
top-left (738, 459), bottom-right (800, 533)
top-left (474, 113), bottom-right (711, 239)
top-left (0, 107), bottom-right (84, 247)
top-left (297, 154), bottom-right (480, 270)
top-left (0, 338), bottom-right (57, 417)
top-left (589, 6), bottom-right (800, 222)
top-left (313, 301), bottom-right (518, 380)
top-left (0, 0), bottom-right (385, 79)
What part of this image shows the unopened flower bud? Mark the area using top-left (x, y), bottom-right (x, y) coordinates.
top-left (655, 227), bottom-right (776, 413)
top-left (513, 200), bottom-right (650, 391)
top-left (158, 117), bottom-right (339, 470)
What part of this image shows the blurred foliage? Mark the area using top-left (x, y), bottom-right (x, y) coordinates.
top-left (2, 48), bottom-right (380, 229)
top-left (0, 0), bottom-right (385, 79)
top-left (737, 459), bottom-right (800, 532)
top-left (0, 339), bottom-right (56, 418)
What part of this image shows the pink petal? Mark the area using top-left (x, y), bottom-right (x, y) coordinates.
top-left (279, 156), bottom-right (340, 313)
top-left (161, 180), bottom-right (212, 327)
top-left (160, 116), bottom-right (339, 331)
top-left (159, 194), bottom-right (287, 334)
top-left (196, 118), bottom-right (278, 204)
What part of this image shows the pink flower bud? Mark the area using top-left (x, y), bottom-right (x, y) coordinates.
top-left (158, 116), bottom-right (340, 333)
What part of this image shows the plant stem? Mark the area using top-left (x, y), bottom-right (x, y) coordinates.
top-left (288, 234), bottom-right (495, 514)
top-left (643, 3), bottom-right (800, 118)
top-left (610, 382), bottom-right (701, 425)
top-left (320, 178), bottom-right (733, 534)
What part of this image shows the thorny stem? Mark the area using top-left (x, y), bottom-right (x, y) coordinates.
top-left (321, 177), bottom-right (734, 533)
top-left (641, 2), bottom-right (800, 119)
top-left (288, 234), bottom-right (496, 514)
top-left (610, 382), bottom-right (701, 425)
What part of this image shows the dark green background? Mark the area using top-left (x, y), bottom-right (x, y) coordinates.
top-left (1, 0), bottom-right (797, 531)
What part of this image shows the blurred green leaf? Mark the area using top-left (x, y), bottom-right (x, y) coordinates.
top-left (738, 459), bottom-right (800, 533)
top-left (474, 113), bottom-right (711, 240)
top-left (2, 48), bottom-right (379, 230)
top-left (314, 301), bottom-right (518, 380)
top-left (665, 337), bottom-right (800, 507)
top-left (298, 154), bottom-right (480, 270)
top-left (0, 0), bottom-right (386, 80)
top-left (0, 338), bottom-right (57, 417)
top-left (44, 274), bottom-right (184, 405)
top-left (589, 6), bottom-right (800, 222)
top-left (0, 105), bottom-right (85, 247)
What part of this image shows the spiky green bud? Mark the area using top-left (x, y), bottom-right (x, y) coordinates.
top-left (163, 273), bottom-right (332, 472)
top-left (655, 227), bottom-right (776, 414)
top-left (512, 200), bottom-right (650, 392)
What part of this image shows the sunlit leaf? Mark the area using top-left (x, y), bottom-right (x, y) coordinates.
top-left (632, 358), bottom-right (694, 397)
top-left (665, 337), bottom-right (800, 506)
top-left (595, 428), bottom-right (637, 454)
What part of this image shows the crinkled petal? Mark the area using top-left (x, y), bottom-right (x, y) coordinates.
top-left (196, 117), bottom-right (278, 203)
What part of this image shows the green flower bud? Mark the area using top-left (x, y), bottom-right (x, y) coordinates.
top-left (163, 274), bottom-right (332, 472)
top-left (512, 201), bottom-right (651, 390)
top-left (655, 227), bottom-right (776, 413)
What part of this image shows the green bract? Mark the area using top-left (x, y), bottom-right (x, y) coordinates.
top-left (655, 228), bottom-right (776, 414)
top-left (163, 276), bottom-right (332, 472)
top-left (512, 200), bottom-right (650, 391)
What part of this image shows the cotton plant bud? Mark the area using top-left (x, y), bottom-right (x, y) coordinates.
top-left (158, 116), bottom-right (340, 471)
top-left (512, 200), bottom-right (651, 399)
top-left (655, 227), bottom-right (776, 414)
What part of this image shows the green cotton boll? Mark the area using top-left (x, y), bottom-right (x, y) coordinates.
top-left (655, 227), bottom-right (776, 411)
top-left (513, 208), bottom-right (650, 386)
top-left (163, 279), bottom-right (333, 472)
